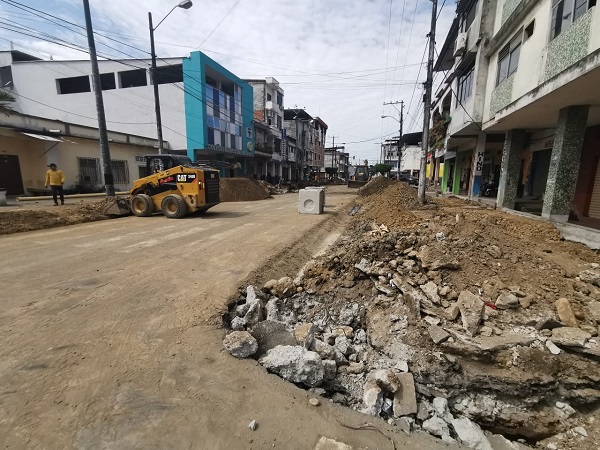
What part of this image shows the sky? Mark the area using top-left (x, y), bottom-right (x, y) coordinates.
top-left (0, 0), bottom-right (455, 164)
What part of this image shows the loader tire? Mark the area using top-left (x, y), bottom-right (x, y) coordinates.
top-left (130, 194), bottom-right (154, 217)
top-left (161, 194), bottom-right (187, 219)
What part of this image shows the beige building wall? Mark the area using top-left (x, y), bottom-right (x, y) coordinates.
top-left (0, 132), bottom-right (156, 194)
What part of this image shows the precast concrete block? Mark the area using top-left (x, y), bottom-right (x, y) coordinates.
top-left (299, 188), bottom-right (324, 214)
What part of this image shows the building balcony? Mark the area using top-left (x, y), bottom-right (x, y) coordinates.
top-left (266, 100), bottom-right (283, 112)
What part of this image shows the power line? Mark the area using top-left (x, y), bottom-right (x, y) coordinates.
top-left (195, 0), bottom-right (243, 49)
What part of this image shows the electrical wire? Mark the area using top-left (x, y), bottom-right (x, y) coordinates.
top-left (195, 0), bottom-right (243, 49)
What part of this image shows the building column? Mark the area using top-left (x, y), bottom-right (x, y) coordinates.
top-left (452, 156), bottom-right (462, 195)
top-left (496, 130), bottom-right (527, 209)
top-left (542, 105), bottom-right (589, 222)
top-left (470, 133), bottom-right (487, 198)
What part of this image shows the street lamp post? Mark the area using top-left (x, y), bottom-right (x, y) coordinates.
top-left (148, 0), bottom-right (193, 154)
top-left (382, 108), bottom-right (403, 178)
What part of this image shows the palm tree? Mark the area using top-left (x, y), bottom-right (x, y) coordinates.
top-left (0, 90), bottom-right (15, 116)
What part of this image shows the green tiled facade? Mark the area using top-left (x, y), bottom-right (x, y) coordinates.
top-left (541, 106), bottom-right (589, 220)
top-left (490, 74), bottom-right (514, 116)
top-left (502, 0), bottom-right (522, 24)
top-left (544, 9), bottom-right (592, 81)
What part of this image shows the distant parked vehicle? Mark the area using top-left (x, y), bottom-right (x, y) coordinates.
top-left (398, 173), bottom-right (418, 186)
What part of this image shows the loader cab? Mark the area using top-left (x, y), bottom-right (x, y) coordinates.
top-left (145, 155), bottom-right (192, 174)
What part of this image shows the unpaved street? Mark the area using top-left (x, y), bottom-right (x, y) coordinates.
top-left (0, 187), bottom-right (451, 450)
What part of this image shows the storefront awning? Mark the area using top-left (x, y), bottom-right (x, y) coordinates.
top-left (20, 132), bottom-right (62, 142)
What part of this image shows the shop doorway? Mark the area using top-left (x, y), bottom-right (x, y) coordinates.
top-left (0, 154), bottom-right (24, 195)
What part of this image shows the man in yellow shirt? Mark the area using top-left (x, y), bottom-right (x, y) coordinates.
top-left (45, 163), bottom-right (65, 206)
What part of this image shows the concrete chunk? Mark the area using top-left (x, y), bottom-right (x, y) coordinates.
top-left (551, 327), bottom-right (591, 347)
top-left (428, 325), bottom-right (450, 344)
top-left (223, 331), bottom-right (258, 358)
top-left (259, 345), bottom-right (324, 387)
top-left (393, 373), bottom-right (417, 417)
top-left (555, 298), bottom-right (578, 327)
top-left (314, 437), bottom-right (353, 450)
top-left (457, 291), bottom-right (485, 336)
top-left (294, 322), bottom-right (317, 348)
top-left (451, 417), bottom-right (493, 450)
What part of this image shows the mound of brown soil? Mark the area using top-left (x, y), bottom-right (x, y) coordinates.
top-left (219, 178), bottom-right (271, 202)
top-left (0, 199), bottom-right (113, 235)
top-left (357, 177), bottom-right (395, 196)
top-left (358, 180), bottom-right (437, 229)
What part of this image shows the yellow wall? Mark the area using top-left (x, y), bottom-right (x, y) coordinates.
top-left (0, 133), bottom-right (156, 193)
top-left (0, 134), bottom-right (47, 190)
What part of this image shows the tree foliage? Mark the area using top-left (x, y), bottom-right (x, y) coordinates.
top-left (371, 163), bottom-right (392, 176)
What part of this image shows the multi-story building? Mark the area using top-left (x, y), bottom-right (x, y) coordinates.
top-left (0, 49), bottom-right (254, 180)
top-left (284, 108), bottom-right (314, 180)
top-left (0, 50), bottom-right (190, 148)
top-left (245, 78), bottom-right (286, 181)
top-left (483, 0), bottom-right (600, 223)
top-left (383, 137), bottom-right (401, 176)
top-left (431, 0), bottom-right (506, 196)
top-left (313, 117), bottom-right (328, 173)
top-left (383, 132), bottom-right (423, 177)
top-left (432, 0), bottom-right (600, 227)
top-left (183, 52), bottom-right (254, 172)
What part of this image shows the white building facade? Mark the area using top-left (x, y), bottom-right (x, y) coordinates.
top-left (0, 50), bottom-right (186, 150)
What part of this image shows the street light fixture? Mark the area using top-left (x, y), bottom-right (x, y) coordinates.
top-left (149, 1), bottom-right (193, 154)
top-left (381, 110), bottom-right (404, 178)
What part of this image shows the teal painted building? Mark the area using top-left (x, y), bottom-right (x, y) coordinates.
top-left (183, 51), bottom-right (254, 174)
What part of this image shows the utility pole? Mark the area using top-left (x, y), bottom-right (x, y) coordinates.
top-left (418, 0), bottom-right (437, 205)
top-left (331, 135), bottom-right (339, 178)
top-left (82, 0), bottom-right (114, 196)
top-left (148, 12), bottom-right (164, 154)
top-left (383, 100), bottom-right (404, 178)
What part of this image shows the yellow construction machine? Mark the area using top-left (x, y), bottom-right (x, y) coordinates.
top-left (128, 155), bottom-right (220, 219)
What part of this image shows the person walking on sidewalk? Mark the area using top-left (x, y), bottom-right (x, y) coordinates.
top-left (45, 163), bottom-right (65, 205)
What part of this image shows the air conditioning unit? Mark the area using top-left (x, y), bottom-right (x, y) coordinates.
top-left (454, 32), bottom-right (467, 57)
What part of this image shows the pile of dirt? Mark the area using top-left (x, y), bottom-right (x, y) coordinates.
top-left (0, 199), bottom-right (114, 235)
top-left (224, 186), bottom-right (600, 450)
top-left (358, 180), bottom-right (437, 230)
top-left (357, 177), bottom-right (395, 197)
top-left (219, 178), bottom-right (271, 202)
top-left (256, 180), bottom-right (288, 195)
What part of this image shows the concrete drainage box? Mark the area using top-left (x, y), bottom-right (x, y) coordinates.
top-left (298, 188), bottom-right (325, 214)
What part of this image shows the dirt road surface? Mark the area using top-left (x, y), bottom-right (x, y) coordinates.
top-left (0, 187), bottom-right (453, 450)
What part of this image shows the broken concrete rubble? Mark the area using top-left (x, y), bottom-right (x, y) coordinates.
top-left (457, 290), bottom-right (485, 336)
top-left (495, 292), bottom-right (519, 310)
top-left (223, 331), bottom-right (258, 358)
top-left (224, 182), bottom-right (600, 448)
top-left (428, 325), bottom-right (450, 344)
top-left (555, 298), bottom-right (578, 327)
top-left (393, 372), bottom-right (418, 417)
top-left (259, 345), bottom-right (324, 387)
top-left (551, 327), bottom-right (591, 347)
top-left (451, 417), bottom-right (493, 450)
top-left (294, 322), bottom-right (317, 348)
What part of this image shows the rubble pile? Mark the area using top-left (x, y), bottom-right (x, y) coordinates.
top-left (223, 180), bottom-right (600, 449)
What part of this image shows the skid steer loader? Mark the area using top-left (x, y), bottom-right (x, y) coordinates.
top-left (127, 155), bottom-right (221, 219)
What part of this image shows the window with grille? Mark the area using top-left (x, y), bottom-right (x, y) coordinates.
top-left (111, 160), bottom-right (129, 184)
top-left (496, 31), bottom-right (522, 86)
top-left (78, 157), bottom-right (100, 184)
top-left (551, 0), bottom-right (596, 40)
top-left (457, 64), bottom-right (475, 103)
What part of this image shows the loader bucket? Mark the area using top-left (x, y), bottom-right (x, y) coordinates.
top-left (347, 180), bottom-right (368, 189)
top-left (104, 198), bottom-right (131, 216)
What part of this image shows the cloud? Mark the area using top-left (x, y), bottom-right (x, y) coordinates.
top-left (1, 0), bottom-right (455, 163)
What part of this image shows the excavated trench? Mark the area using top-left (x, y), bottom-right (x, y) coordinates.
top-left (223, 209), bottom-right (600, 448)
top-left (224, 286), bottom-right (600, 445)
